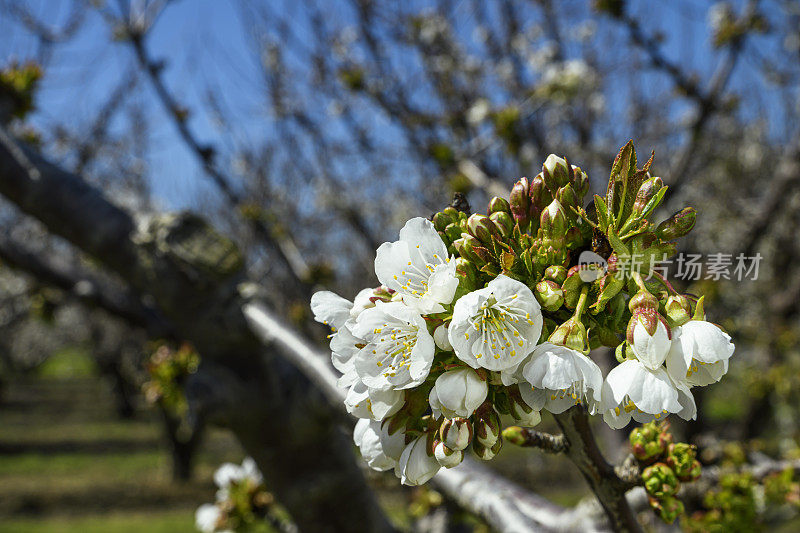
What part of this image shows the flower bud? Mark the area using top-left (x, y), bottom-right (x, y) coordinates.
top-left (642, 463), bottom-right (680, 498)
top-left (666, 442), bottom-right (701, 482)
top-left (648, 495), bottom-right (685, 524)
top-left (444, 222), bottom-right (463, 244)
top-left (433, 441), bottom-right (463, 468)
top-left (655, 207), bottom-right (696, 241)
top-left (396, 433), bottom-right (440, 486)
top-left (440, 417), bottom-right (472, 451)
top-left (432, 211), bottom-right (453, 231)
top-left (633, 176), bottom-right (664, 216)
top-left (467, 214), bottom-right (497, 245)
top-left (488, 196), bottom-right (511, 215)
top-left (629, 421), bottom-right (669, 463)
top-left (542, 154), bottom-right (569, 190)
top-left (455, 257), bottom-right (480, 291)
top-left (433, 324), bottom-right (452, 351)
top-left (571, 165), bottom-right (589, 199)
top-left (473, 433), bottom-right (503, 460)
top-left (561, 266), bottom-right (586, 309)
top-left (508, 385), bottom-right (542, 427)
top-left (540, 199), bottom-right (568, 237)
top-left (473, 404), bottom-right (500, 447)
top-left (543, 265), bottom-right (566, 285)
top-left (509, 177), bottom-right (531, 228)
top-left (664, 294), bottom-right (692, 327)
top-left (429, 367), bottom-right (488, 418)
top-left (453, 235), bottom-right (490, 266)
top-left (489, 211), bottom-right (514, 238)
top-left (528, 174), bottom-right (551, 210)
top-left (556, 183), bottom-right (579, 212)
top-left (535, 280), bottom-right (564, 312)
top-left (627, 313), bottom-right (672, 370)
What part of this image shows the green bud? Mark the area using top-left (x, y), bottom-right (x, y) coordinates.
top-left (501, 426), bottom-right (527, 446)
top-left (455, 257), bottom-right (480, 291)
top-left (648, 495), bottom-right (685, 524)
top-left (570, 165), bottom-right (590, 199)
top-left (454, 235), bottom-right (490, 266)
top-left (432, 211), bottom-right (453, 231)
top-left (629, 421), bottom-right (670, 463)
top-left (444, 222), bottom-right (463, 245)
top-left (642, 463), bottom-right (680, 498)
top-left (467, 213), bottom-right (497, 245)
top-left (488, 196), bottom-right (511, 215)
top-left (542, 154), bottom-right (569, 191)
top-left (535, 280), bottom-right (564, 312)
top-left (489, 211), bottom-right (514, 237)
top-left (545, 265), bottom-right (568, 284)
top-left (561, 266), bottom-right (586, 309)
top-left (664, 294), bottom-right (692, 327)
top-left (556, 183), bottom-right (580, 211)
top-left (666, 442), bottom-right (702, 482)
top-left (655, 207), bottom-right (696, 241)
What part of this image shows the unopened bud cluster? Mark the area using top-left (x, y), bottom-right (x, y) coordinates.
top-left (630, 421), bottom-right (701, 524)
top-left (311, 142), bottom-right (734, 486)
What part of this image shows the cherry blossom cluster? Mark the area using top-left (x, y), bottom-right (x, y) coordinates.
top-left (195, 458), bottom-right (272, 533)
top-left (311, 142), bottom-right (734, 486)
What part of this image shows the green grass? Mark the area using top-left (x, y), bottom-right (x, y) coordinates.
top-left (0, 508), bottom-right (196, 533)
top-left (36, 347), bottom-right (97, 379)
top-left (0, 374), bottom-right (245, 531)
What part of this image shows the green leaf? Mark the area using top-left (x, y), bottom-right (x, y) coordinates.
top-left (593, 194), bottom-right (611, 231)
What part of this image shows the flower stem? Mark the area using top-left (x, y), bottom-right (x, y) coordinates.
top-left (573, 285), bottom-right (590, 321)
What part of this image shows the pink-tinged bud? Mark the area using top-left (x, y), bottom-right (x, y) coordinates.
top-left (628, 290), bottom-right (659, 315)
top-left (571, 165), bottom-right (590, 199)
top-left (510, 177), bottom-right (531, 227)
top-left (545, 265), bottom-right (568, 285)
top-left (440, 417), bottom-right (472, 451)
top-left (489, 211), bottom-right (514, 237)
top-left (528, 174), bottom-right (551, 210)
top-left (655, 207), bottom-right (696, 241)
top-left (633, 176), bottom-right (664, 215)
top-left (535, 280), bottom-right (564, 312)
top-left (433, 441), bottom-right (463, 468)
top-left (488, 196), bottom-right (511, 215)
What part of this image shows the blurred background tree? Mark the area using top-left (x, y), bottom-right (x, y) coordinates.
top-left (1, 0), bottom-right (799, 531)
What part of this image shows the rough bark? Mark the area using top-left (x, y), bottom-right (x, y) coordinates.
top-left (554, 408), bottom-right (643, 533)
top-left (0, 127), bottom-right (394, 533)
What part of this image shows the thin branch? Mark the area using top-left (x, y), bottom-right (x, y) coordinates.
top-left (504, 426), bottom-right (569, 453)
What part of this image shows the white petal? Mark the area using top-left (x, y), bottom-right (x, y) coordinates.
top-left (680, 320), bottom-right (735, 364)
top-left (195, 504), bottom-right (221, 533)
top-left (354, 419), bottom-right (396, 471)
top-left (631, 319), bottom-right (671, 370)
top-left (310, 291), bottom-right (353, 330)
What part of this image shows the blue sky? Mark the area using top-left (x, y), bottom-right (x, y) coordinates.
top-left (1, 0), bottom-right (785, 210)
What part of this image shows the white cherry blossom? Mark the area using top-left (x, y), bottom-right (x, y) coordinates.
top-left (666, 320), bottom-right (735, 386)
top-left (344, 379), bottom-right (404, 420)
top-left (352, 302), bottom-right (435, 390)
top-left (213, 457), bottom-right (262, 501)
top-left (520, 343), bottom-right (603, 414)
top-left (601, 360), bottom-right (683, 429)
top-left (428, 367), bottom-right (488, 418)
top-left (375, 217), bottom-right (459, 314)
top-left (195, 504), bottom-right (224, 533)
top-left (354, 419), bottom-right (397, 471)
top-left (395, 434), bottom-right (440, 486)
top-left (449, 275), bottom-right (543, 371)
top-left (629, 316), bottom-right (673, 370)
